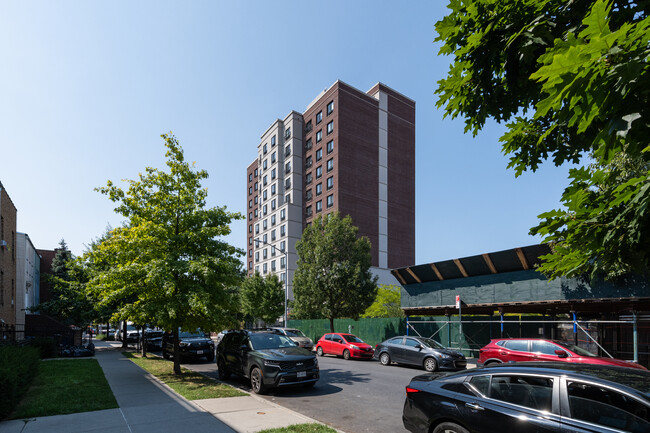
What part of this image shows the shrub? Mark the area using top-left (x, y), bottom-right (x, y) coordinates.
top-left (0, 345), bottom-right (40, 419)
top-left (29, 337), bottom-right (58, 359)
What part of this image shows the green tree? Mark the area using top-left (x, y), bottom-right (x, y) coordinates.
top-left (362, 284), bottom-right (405, 318)
top-left (435, 0), bottom-right (650, 280)
top-left (292, 212), bottom-right (378, 332)
top-left (240, 272), bottom-right (284, 325)
top-left (91, 133), bottom-right (243, 374)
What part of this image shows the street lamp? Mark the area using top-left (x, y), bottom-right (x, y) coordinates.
top-left (255, 237), bottom-right (288, 326)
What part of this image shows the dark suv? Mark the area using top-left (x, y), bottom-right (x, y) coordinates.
top-left (162, 329), bottom-right (215, 362)
top-left (216, 329), bottom-right (319, 394)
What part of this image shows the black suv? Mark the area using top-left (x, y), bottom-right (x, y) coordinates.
top-left (216, 329), bottom-right (319, 394)
top-left (162, 329), bottom-right (215, 362)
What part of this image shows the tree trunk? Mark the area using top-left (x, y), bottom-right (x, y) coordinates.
top-left (121, 321), bottom-right (128, 348)
top-left (173, 327), bottom-right (181, 375)
top-left (329, 317), bottom-right (335, 333)
top-left (141, 326), bottom-right (148, 358)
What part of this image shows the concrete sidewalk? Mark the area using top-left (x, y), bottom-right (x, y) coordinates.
top-left (0, 344), bottom-right (330, 433)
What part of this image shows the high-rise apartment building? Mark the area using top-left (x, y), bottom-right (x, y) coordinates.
top-left (245, 81), bottom-right (415, 308)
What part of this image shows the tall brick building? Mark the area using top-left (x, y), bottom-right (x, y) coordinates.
top-left (245, 81), bottom-right (415, 306)
top-left (0, 181), bottom-right (17, 327)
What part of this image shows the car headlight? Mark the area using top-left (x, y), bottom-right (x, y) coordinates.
top-left (313, 357), bottom-right (318, 366)
top-left (350, 345), bottom-right (359, 350)
top-left (264, 359), bottom-right (280, 367)
top-left (179, 342), bottom-right (189, 348)
top-left (438, 353), bottom-right (451, 359)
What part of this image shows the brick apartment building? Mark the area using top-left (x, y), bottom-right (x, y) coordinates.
top-left (245, 81), bottom-right (415, 306)
top-left (0, 181), bottom-right (17, 327)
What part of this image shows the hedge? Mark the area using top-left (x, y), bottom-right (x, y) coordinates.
top-left (0, 345), bottom-right (40, 419)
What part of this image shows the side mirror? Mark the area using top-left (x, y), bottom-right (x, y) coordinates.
top-left (555, 349), bottom-right (568, 358)
top-left (415, 344), bottom-right (422, 350)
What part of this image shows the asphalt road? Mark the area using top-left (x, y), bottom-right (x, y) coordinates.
top-left (189, 354), bottom-right (430, 433)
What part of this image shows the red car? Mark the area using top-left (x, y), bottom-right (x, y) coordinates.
top-left (315, 333), bottom-right (374, 360)
top-left (478, 338), bottom-right (646, 370)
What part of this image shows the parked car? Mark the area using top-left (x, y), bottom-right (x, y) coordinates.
top-left (162, 329), bottom-right (215, 362)
top-left (402, 362), bottom-right (650, 433)
top-left (267, 327), bottom-right (314, 350)
top-left (375, 335), bottom-right (467, 372)
top-left (315, 333), bottom-right (374, 360)
top-left (478, 338), bottom-right (647, 370)
top-left (216, 329), bottom-right (319, 394)
top-left (114, 322), bottom-right (141, 342)
top-left (144, 328), bottom-right (164, 351)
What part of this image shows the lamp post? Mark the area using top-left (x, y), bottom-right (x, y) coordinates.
top-left (255, 237), bottom-right (288, 326)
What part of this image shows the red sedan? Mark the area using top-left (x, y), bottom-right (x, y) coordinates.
top-left (315, 333), bottom-right (374, 360)
top-left (478, 338), bottom-right (646, 369)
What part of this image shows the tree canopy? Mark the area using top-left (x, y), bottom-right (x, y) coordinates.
top-left (91, 133), bottom-right (243, 373)
top-left (292, 212), bottom-right (378, 332)
top-left (435, 0), bottom-right (650, 280)
top-left (362, 284), bottom-right (404, 318)
top-left (240, 272), bottom-right (284, 325)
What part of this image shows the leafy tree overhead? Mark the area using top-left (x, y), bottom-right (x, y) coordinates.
top-left (435, 0), bottom-right (650, 280)
top-left (292, 212), bottom-right (378, 332)
top-left (240, 272), bottom-right (284, 325)
top-left (91, 133), bottom-right (244, 374)
top-left (362, 284), bottom-right (405, 318)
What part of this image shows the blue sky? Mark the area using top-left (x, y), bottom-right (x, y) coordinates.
top-left (1, 1), bottom-right (572, 264)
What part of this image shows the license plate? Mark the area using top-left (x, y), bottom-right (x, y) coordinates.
top-left (197, 350), bottom-right (203, 355)
top-left (297, 371), bottom-right (306, 378)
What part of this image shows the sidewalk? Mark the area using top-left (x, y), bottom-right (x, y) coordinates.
top-left (0, 342), bottom-right (329, 433)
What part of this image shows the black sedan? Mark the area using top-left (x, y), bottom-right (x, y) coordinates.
top-left (374, 335), bottom-right (466, 371)
top-left (162, 329), bottom-right (215, 362)
top-left (403, 362), bottom-right (650, 433)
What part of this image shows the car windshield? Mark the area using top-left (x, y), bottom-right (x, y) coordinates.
top-left (284, 329), bottom-right (306, 337)
top-left (250, 333), bottom-right (297, 350)
top-left (126, 324), bottom-right (137, 331)
top-left (179, 331), bottom-right (206, 338)
top-left (556, 341), bottom-right (598, 357)
top-left (342, 334), bottom-right (363, 343)
top-left (419, 338), bottom-right (445, 349)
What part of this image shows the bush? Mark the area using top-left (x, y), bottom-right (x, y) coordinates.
top-left (0, 345), bottom-right (40, 419)
top-left (29, 337), bottom-right (58, 359)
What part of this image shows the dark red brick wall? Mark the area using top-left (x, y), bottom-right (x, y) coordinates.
top-left (246, 160), bottom-right (259, 276)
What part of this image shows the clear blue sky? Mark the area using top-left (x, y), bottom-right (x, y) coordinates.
top-left (0, 1), bottom-right (572, 264)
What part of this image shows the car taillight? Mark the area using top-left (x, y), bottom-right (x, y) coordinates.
top-left (405, 386), bottom-right (420, 394)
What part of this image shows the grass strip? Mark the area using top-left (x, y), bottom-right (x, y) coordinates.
top-left (10, 359), bottom-right (117, 419)
top-left (124, 352), bottom-right (247, 400)
top-left (258, 424), bottom-right (337, 433)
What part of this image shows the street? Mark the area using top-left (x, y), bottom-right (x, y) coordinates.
top-left (189, 354), bottom-right (430, 433)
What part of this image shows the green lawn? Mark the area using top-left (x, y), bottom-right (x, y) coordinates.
top-left (124, 352), bottom-right (247, 400)
top-left (258, 424), bottom-right (337, 433)
top-left (10, 359), bottom-right (117, 419)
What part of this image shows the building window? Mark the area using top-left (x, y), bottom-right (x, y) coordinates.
top-left (249, 199), bottom-right (252, 209)
top-left (285, 178), bottom-right (291, 189)
top-left (285, 193), bottom-right (291, 204)
top-left (285, 145), bottom-right (291, 157)
top-left (327, 194), bottom-right (334, 208)
top-left (327, 158), bottom-right (334, 172)
top-left (248, 249), bottom-right (252, 258)
top-left (280, 209), bottom-right (286, 220)
top-left (327, 100), bottom-right (334, 115)
top-left (263, 175), bottom-right (268, 186)
top-left (271, 215), bottom-right (276, 225)
top-left (255, 265), bottom-right (259, 272)
top-left (249, 212), bottom-right (252, 220)
top-left (255, 223), bottom-right (259, 234)
top-left (271, 260), bottom-right (276, 271)
top-left (271, 199), bottom-right (276, 210)
top-left (271, 230), bottom-right (276, 241)
top-left (263, 205), bottom-right (268, 215)
top-left (306, 156), bottom-right (312, 168)
top-left (263, 159), bottom-right (268, 170)
top-left (281, 225), bottom-right (286, 236)
top-left (249, 261), bottom-right (252, 270)
top-left (316, 200), bottom-right (322, 213)
top-left (316, 111), bottom-right (323, 124)
top-left (255, 252), bottom-right (259, 262)
top-left (316, 183), bottom-right (322, 196)
top-left (306, 206), bottom-right (312, 217)
top-left (263, 234), bottom-right (268, 243)
top-left (254, 168), bottom-right (258, 177)
top-left (327, 121), bottom-right (333, 135)
top-left (255, 182), bottom-right (258, 191)
top-left (327, 176), bottom-right (333, 190)
top-left (271, 135), bottom-right (276, 146)
top-left (249, 173), bottom-right (253, 182)
top-left (271, 246), bottom-right (276, 256)
top-left (249, 224), bottom-right (252, 233)
top-left (316, 130), bottom-right (322, 143)
top-left (306, 189), bottom-right (313, 201)
top-left (254, 209), bottom-right (258, 217)
top-left (285, 127), bottom-right (291, 139)
top-left (316, 166), bottom-right (322, 179)
top-left (285, 162), bottom-right (291, 173)
top-left (263, 144), bottom-right (268, 154)
top-left (305, 120), bottom-right (312, 132)
top-left (281, 257), bottom-right (286, 269)
top-left (263, 219), bottom-right (268, 230)
top-left (280, 241), bottom-right (286, 251)
top-left (271, 168), bottom-right (276, 180)
top-left (305, 138), bottom-right (312, 150)
top-left (263, 190), bottom-right (268, 200)
top-left (249, 237), bottom-right (253, 245)
top-left (327, 140), bottom-right (334, 153)
top-left (249, 186), bottom-right (253, 195)
top-left (263, 263), bottom-right (267, 273)
top-left (281, 272), bottom-right (286, 282)
top-left (306, 173), bottom-right (313, 184)
top-left (271, 152), bottom-right (276, 163)
top-left (316, 148), bottom-right (322, 161)
top-left (271, 184), bottom-right (276, 195)
top-left (254, 196), bottom-right (258, 204)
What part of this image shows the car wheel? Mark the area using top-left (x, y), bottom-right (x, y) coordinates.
top-left (316, 346), bottom-right (324, 357)
top-left (217, 358), bottom-right (230, 380)
top-left (485, 360), bottom-right (502, 366)
top-left (162, 349), bottom-right (170, 360)
top-left (343, 349), bottom-right (351, 360)
top-left (432, 422), bottom-right (469, 433)
top-left (250, 367), bottom-right (266, 394)
top-left (379, 352), bottom-right (391, 366)
top-left (424, 357), bottom-right (438, 372)
top-left (206, 351), bottom-right (215, 362)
